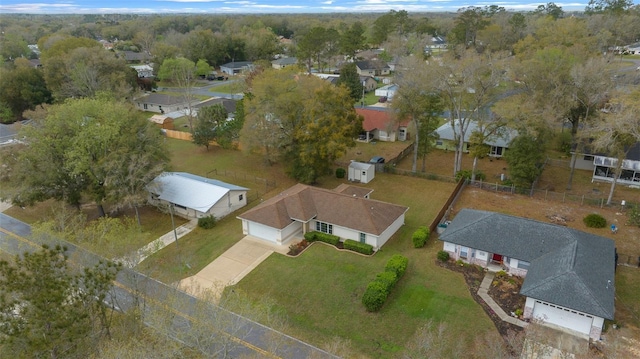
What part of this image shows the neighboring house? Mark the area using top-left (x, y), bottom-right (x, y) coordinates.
top-left (360, 76), bottom-right (377, 92)
top-left (591, 142), bottom-right (640, 187)
top-left (356, 108), bottom-right (408, 142)
top-left (348, 161), bottom-right (375, 184)
top-left (219, 61), bottom-right (253, 75)
top-left (272, 57), bottom-right (298, 69)
top-left (131, 64), bottom-right (154, 78)
top-left (148, 114), bottom-right (174, 130)
top-left (28, 59), bottom-right (42, 69)
top-left (434, 120), bottom-right (518, 157)
top-left (194, 98), bottom-right (237, 116)
top-left (148, 172), bottom-right (249, 220)
top-left (237, 184), bottom-right (408, 249)
top-left (355, 49), bottom-right (384, 61)
top-left (374, 84), bottom-right (398, 100)
top-left (425, 36), bottom-right (447, 53)
top-left (440, 209), bottom-right (615, 341)
top-left (355, 60), bottom-right (390, 77)
top-left (118, 51), bottom-right (151, 63)
top-left (135, 93), bottom-right (190, 113)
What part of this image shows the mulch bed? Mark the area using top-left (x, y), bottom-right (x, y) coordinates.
top-left (436, 260), bottom-right (524, 341)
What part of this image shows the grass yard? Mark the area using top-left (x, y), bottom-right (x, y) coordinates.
top-left (208, 83), bottom-right (243, 94)
top-left (229, 174), bottom-right (495, 358)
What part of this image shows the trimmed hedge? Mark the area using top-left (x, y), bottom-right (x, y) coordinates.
top-left (385, 254), bottom-right (408, 278)
top-left (303, 231), bottom-right (340, 245)
top-left (343, 239), bottom-right (374, 255)
top-left (437, 250), bottom-right (450, 262)
top-left (583, 213), bottom-right (607, 228)
top-left (335, 167), bottom-right (346, 178)
top-left (412, 226), bottom-right (430, 248)
top-left (362, 254), bottom-right (408, 312)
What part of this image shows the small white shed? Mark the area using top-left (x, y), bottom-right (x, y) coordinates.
top-left (348, 162), bottom-right (375, 184)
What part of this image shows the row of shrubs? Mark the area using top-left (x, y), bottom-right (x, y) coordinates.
top-left (304, 231), bottom-right (374, 255)
top-left (362, 254), bottom-right (408, 312)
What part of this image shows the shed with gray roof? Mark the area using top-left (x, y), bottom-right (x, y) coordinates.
top-left (439, 209), bottom-right (615, 341)
top-left (148, 172), bottom-right (248, 220)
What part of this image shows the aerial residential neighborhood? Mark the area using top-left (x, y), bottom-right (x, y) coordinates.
top-left (0, 3), bottom-right (640, 359)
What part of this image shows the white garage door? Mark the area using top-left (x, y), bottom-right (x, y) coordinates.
top-left (248, 222), bottom-right (279, 243)
top-left (532, 300), bottom-right (593, 335)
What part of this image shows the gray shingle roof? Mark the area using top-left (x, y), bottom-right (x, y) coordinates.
top-left (440, 209), bottom-right (615, 319)
top-left (149, 172), bottom-right (248, 213)
top-left (435, 121), bottom-right (518, 148)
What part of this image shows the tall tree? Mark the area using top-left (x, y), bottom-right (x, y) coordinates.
top-left (504, 132), bottom-right (546, 189)
top-left (0, 245), bottom-right (120, 359)
top-left (392, 56), bottom-right (443, 173)
top-left (339, 22), bottom-right (366, 60)
top-left (243, 68), bottom-right (361, 183)
top-left (0, 59), bottom-right (52, 123)
top-left (450, 7), bottom-right (490, 48)
top-left (10, 96), bottom-right (168, 217)
top-left (588, 91), bottom-right (640, 205)
top-left (157, 57), bottom-right (198, 131)
top-left (192, 104), bottom-right (228, 150)
top-left (336, 62), bottom-right (364, 103)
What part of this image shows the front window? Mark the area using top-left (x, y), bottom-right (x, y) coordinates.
top-left (517, 260), bottom-right (530, 270)
top-left (359, 233), bottom-right (366, 243)
top-left (316, 221), bottom-right (333, 234)
top-left (239, 194), bottom-right (244, 201)
top-left (460, 246), bottom-right (469, 259)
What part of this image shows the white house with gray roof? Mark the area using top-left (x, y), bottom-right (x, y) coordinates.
top-left (148, 172), bottom-right (248, 220)
top-left (440, 209), bottom-right (615, 341)
top-left (435, 120), bottom-right (518, 157)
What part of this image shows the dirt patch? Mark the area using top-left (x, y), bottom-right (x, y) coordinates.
top-left (488, 271), bottom-right (526, 318)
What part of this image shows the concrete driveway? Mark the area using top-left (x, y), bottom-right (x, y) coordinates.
top-left (178, 236), bottom-right (290, 300)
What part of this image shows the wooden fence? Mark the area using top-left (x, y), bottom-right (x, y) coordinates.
top-left (163, 129), bottom-right (192, 141)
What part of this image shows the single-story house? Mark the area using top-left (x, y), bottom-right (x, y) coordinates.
top-left (219, 61), bottom-right (253, 75)
top-left (360, 76), bottom-right (377, 92)
top-left (118, 51), bottom-right (151, 64)
top-left (440, 209), bottom-right (615, 341)
top-left (148, 172), bottom-right (249, 220)
top-left (131, 64), bottom-right (154, 78)
top-left (356, 108), bottom-right (408, 142)
top-left (425, 36), bottom-right (447, 53)
top-left (374, 84), bottom-right (398, 100)
top-left (272, 57), bottom-right (298, 69)
top-left (591, 142), bottom-right (640, 187)
top-left (135, 93), bottom-right (191, 114)
top-left (434, 120), bottom-right (518, 157)
top-left (355, 60), bottom-right (390, 77)
top-left (237, 184), bottom-right (408, 248)
top-left (148, 114), bottom-right (174, 130)
top-left (348, 161), bottom-right (375, 184)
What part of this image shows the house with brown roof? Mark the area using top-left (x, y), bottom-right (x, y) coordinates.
top-left (237, 184), bottom-right (408, 249)
top-left (356, 108), bottom-right (408, 142)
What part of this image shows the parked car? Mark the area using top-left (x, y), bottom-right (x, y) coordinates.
top-left (369, 156), bottom-right (385, 164)
top-left (378, 96), bottom-right (387, 103)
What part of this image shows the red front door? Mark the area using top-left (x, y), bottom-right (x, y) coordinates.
top-left (492, 254), bottom-right (503, 262)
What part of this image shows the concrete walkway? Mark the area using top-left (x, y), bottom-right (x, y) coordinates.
top-left (178, 236), bottom-right (290, 301)
top-left (0, 200), bottom-right (13, 213)
top-left (119, 219), bottom-right (198, 267)
top-left (478, 272), bottom-right (529, 327)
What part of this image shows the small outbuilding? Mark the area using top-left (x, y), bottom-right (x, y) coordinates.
top-left (148, 172), bottom-right (249, 220)
top-left (348, 161), bottom-right (375, 184)
top-left (148, 114), bottom-right (174, 130)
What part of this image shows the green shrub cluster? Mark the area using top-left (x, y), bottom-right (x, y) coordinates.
top-left (335, 167), bottom-right (346, 178)
top-left (411, 226), bottom-right (430, 248)
top-left (197, 215), bottom-right (217, 229)
top-left (436, 250), bottom-right (450, 262)
top-left (343, 239), bottom-right (374, 255)
top-left (583, 213), bottom-right (607, 228)
top-left (362, 255), bottom-right (408, 312)
top-left (385, 254), bottom-right (408, 277)
top-left (303, 231), bottom-right (340, 245)
top-left (455, 169), bottom-right (486, 181)
top-left (627, 204), bottom-right (640, 227)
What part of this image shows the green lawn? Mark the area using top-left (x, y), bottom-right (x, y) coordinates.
top-left (208, 83), bottom-right (243, 94)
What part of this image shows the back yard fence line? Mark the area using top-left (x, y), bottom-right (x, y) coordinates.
top-left (163, 129), bottom-right (193, 141)
top-left (206, 168), bottom-right (277, 192)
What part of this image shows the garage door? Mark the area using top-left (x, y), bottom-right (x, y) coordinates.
top-left (532, 300), bottom-right (593, 335)
top-left (247, 222), bottom-right (279, 243)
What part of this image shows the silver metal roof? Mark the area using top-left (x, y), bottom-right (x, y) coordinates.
top-left (149, 172), bottom-right (248, 213)
top-left (435, 120), bottom-right (518, 148)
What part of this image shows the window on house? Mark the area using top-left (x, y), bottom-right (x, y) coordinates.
top-left (316, 221), bottom-right (333, 234)
top-left (436, 141), bottom-right (443, 146)
top-left (517, 260), bottom-right (530, 270)
top-left (239, 194), bottom-right (243, 201)
top-left (359, 233), bottom-right (366, 243)
top-left (583, 155), bottom-right (594, 161)
top-left (143, 104), bottom-right (148, 110)
top-left (460, 247), bottom-right (469, 259)
top-left (490, 146), bottom-right (503, 156)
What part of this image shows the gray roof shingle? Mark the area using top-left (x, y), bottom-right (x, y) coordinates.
top-left (440, 209), bottom-right (615, 319)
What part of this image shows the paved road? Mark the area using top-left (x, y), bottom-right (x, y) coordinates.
top-left (0, 213), bottom-right (338, 359)
top-left (161, 80), bottom-right (244, 100)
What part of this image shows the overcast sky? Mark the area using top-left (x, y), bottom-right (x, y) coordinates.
top-left (2, 0), bottom-right (631, 14)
